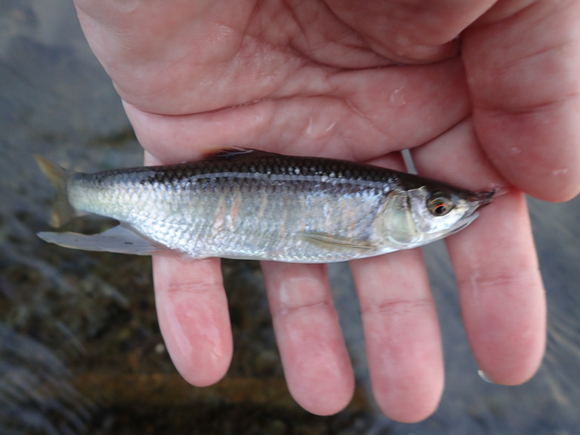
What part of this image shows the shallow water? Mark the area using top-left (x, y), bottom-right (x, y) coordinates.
top-left (1, 1), bottom-right (579, 433)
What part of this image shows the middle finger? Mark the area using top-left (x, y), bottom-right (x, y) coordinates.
top-left (350, 249), bottom-right (443, 423)
top-left (349, 154), bottom-right (444, 423)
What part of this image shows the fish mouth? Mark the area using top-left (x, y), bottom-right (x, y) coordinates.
top-left (449, 212), bottom-right (480, 235)
top-left (473, 189), bottom-right (496, 208)
top-left (450, 189), bottom-right (496, 234)
top-left (449, 189), bottom-right (495, 235)
top-left (462, 189), bottom-right (496, 220)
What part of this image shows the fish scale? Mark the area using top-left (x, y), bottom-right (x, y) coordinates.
top-left (35, 150), bottom-right (494, 262)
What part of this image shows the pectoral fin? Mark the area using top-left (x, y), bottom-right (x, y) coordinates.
top-left (37, 224), bottom-right (167, 255)
top-left (299, 232), bottom-right (375, 251)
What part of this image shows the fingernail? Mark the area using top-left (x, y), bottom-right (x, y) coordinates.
top-left (477, 369), bottom-right (495, 384)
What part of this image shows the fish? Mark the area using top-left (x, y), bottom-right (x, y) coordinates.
top-left (35, 149), bottom-right (494, 263)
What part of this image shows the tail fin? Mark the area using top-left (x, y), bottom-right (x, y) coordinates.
top-left (34, 155), bottom-right (76, 227)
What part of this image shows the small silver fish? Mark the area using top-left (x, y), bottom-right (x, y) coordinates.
top-left (35, 149), bottom-right (493, 263)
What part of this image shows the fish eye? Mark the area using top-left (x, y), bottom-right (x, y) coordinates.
top-left (427, 193), bottom-right (453, 216)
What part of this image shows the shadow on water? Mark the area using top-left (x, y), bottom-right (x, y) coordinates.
top-left (1, 0), bottom-right (579, 433)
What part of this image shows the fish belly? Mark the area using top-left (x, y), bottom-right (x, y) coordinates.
top-left (127, 180), bottom-right (384, 262)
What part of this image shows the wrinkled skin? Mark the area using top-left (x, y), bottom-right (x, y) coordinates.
top-left (74, 0), bottom-right (580, 422)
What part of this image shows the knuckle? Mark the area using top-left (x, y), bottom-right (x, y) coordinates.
top-left (362, 297), bottom-right (435, 317)
top-left (458, 269), bottom-right (538, 294)
top-left (163, 276), bottom-right (220, 295)
top-left (273, 298), bottom-right (335, 318)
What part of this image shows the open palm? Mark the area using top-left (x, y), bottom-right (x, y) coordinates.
top-left (74, 0), bottom-right (580, 422)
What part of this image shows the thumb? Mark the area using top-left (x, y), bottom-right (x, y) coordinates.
top-left (463, 0), bottom-right (580, 202)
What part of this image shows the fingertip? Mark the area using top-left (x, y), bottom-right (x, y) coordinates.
top-left (510, 174), bottom-right (580, 203)
top-left (153, 255), bottom-right (233, 387)
top-left (279, 309), bottom-right (355, 416)
top-left (475, 314), bottom-right (546, 387)
top-left (479, 358), bottom-right (544, 387)
top-left (283, 327), bottom-right (355, 416)
top-left (172, 348), bottom-right (231, 388)
top-left (371, 350), bottom-right (444, 423)
top-left (376, 386), bottom-right (443, 424)
top-left (477, 108), bottom-right (580, 203)
top-left (478, 355), bottom-right (544, 387)
top-left (370, 330), bottom-right (444, 423)
top-left (290, 368), bottom-right (355, 416)
top-left (280, 315), bottom-right (356, 416)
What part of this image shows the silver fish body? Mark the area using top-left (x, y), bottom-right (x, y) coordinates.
top-left (36, 149), bottom-right (493, 263)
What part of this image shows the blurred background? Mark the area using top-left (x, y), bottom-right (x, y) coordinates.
top-left (1, 1), bottom-right (579, 433)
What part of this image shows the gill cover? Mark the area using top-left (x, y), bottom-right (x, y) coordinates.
top-left (379, 191), bottom-right (421, 246)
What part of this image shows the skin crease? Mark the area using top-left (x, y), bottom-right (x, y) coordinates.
top-left (73, 0), bottom-right (580, 423)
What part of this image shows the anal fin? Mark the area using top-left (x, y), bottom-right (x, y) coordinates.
top-left (37, 224), bottom-right (167, 256)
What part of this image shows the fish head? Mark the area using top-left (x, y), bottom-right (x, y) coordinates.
top-left (379, 186), bottom-right (494, 248)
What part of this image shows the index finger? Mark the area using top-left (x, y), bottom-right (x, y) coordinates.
top-left (413, 118), bottom-right (546, 384)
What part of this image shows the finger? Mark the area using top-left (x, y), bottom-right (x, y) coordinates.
top-left (145, 152), bottom-right (233, 386)
top-left (464, 0), bottom-right (580, 201)
top-left (261, 262), bottom-right (354, 416)
top-left (350, 249), bottom-right (443, 423)
top-left (412, 117), bottom-right (546, 385)
top-left (153, 255), bottom-right (233, 386)
top-left (349, 154), bottom-right (443, 423)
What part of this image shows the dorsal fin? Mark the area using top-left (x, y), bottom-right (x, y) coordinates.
top-left (201, 147), bottom-right (278, 160)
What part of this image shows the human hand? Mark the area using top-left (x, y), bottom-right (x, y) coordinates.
top-left (74, 0), bottom-right (580, 422)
